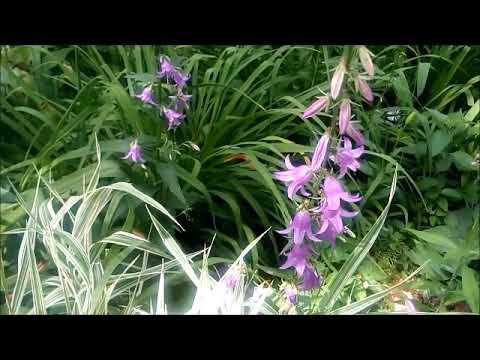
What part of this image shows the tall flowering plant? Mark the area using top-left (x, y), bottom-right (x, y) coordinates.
top-left (123, 55), bottom-right (192, 163)
top-left (273, 46), bottom-right (376, 306)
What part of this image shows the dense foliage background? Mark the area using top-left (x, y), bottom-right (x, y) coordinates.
top-left (0, 45), bottom-right (479, 314)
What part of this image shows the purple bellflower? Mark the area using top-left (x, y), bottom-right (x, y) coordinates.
top-left (322, 176), bottom-right (362, 211)
top-left (135, 85), bottom-right (157, 106)
top-left (284, 285), bottom-right (298, 305)
top-left (163, 107), bottom-right (185, 130)
top-left (280, 244), bottom-right (313, 277)
top-left (332, 137), bottom-right (364, 178)
top-left (122, 139), bottom-right (145, 163)
top-left (303, 96), bottom-right (329, 119)
top-left (273, 133), bottom-right (330, 199)
top-left (314, 204), bottom-right (358, 246)
top-left (169, 91), bottom-right (192, 112)
top-left (273, 159), bottom-right (313, 200)
top-left (157, 56), bottom-right (190, 88)
top-left (338, 98), bottom-right (351, 135)
top-left (277, 210), bottom-right (321, 245)
top-left (158, 57), bottom-right (176, 80)
top-left (222, 266), bottom-right (241, 289)
top-left (173, 70), bottom-right (190, 88)
top-left (299, 264), bottom-right (321, 290)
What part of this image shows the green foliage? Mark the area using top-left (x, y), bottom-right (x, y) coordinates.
top-left (1, 44), bottom-right (479, 314)
top-left (407, 207), bottom-right (479, 313)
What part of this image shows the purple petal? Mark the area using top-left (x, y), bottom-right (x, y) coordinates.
top-left (340, 192), bottom-right (362, 203)
top-left (299, 264), bottom-right (321, 290)
top-left (285, 155), bottom-right (294, 169)
top-left (346, 124), bottom-right (365, 146)
top-left (340, 208), bottom-right (358, 218)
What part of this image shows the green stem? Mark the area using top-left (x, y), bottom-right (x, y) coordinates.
top-left (323, 46), bottom-right (331, 84)
top-left (343, 46), bottom-right (354, 69)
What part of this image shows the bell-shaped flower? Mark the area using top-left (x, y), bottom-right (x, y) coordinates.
top-left (332, 137), bottom-right (364, 178)
top-left (314, 204), bottom-right (357, 246)
top-left (158, 57), bottom-right (176, 80)
top-left (273, 158), bottom-right (313, 200)
top-left (280, 243), bottom-right (313, 277)
top-left (163, 107), bottom-right (185, 130)
top-left (299, 263), bottom-right (322, 290)
top-left (273, 133), bottom-right (330, 199)
top-left (284, 285), bottom-right (298, 305)
top-left (135, 85), bottom-right (157, 106)
top-left (169, 91), bottom-right (192, 112)
top-left (277, 210), bottom-right (321, 245)
top-left (122, 139), bottom-right (145, 163)
top-left (323, 176), bottom-right (362, 211)
top-left (173, 70), bottom-right (190, 88)
top-left (222, 265), bottom-right (242, 289)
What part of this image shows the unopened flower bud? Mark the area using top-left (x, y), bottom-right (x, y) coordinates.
top-left (358, 46), bottom-right (375, 76)
top-left (330, 59), bottom-right (346, 100)
top-left (303, 96), bottom-right (329, 119)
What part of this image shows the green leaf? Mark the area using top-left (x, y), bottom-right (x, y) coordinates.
top-left (97, 231), bottom-right (171, 259)
top-left (441, 188), bottom-right (463, 200)
top-left (231, 228), bottom-right (269, 269)
top-left (10, 177), bottom-right (45, 314)
top-left (465, 100), bottom-right (479, 122)
top-left (416, 63), bottom-right (430, 97)
top-left (430, 130), bottom-right (452, 157)
top-left (392, 71), bottom-right (413, 107)
top-left (156, 162), bottom-right (187, 206)
top-left (461, 266), bottom-right (479, 314)
top-left (436, 156), bottom-right (452, 172)
top-left (147, 207), bottom-right (200, 288)
top-left (358, 256), bottom-right (388, 282)
top-left (365, 150), bottom-right (427, 211)
top-left (451, 151), bottom-right (476, 171)
top-left (407, 229), bottom-right (457, 250)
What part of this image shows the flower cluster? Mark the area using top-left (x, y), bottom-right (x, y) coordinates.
top-left (157, 56), bottom-right (192, 130)
top-left (123, 55), bottom-right (192, 163)
top-left (273, 46), bottom-right (375, 297)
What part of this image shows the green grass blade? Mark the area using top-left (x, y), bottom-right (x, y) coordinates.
top-left (147, 206), bottom-right (201, 287)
